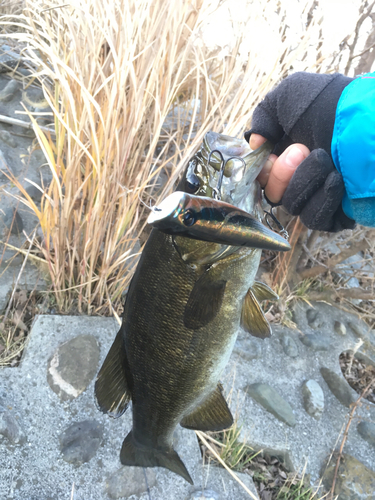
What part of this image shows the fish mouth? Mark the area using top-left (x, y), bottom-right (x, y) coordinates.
top-left (148, 192), bottom-right (291, 252)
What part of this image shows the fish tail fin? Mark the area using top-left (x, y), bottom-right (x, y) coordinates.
top-left (120, 431), bottom-right (193, 484)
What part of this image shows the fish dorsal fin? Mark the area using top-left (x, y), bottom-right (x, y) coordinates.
top-left (184, 272), bottom-right (226, 330)
top-left (95, 329), bottom-right (132, 417)
top-left (252, 281), bottom-right (279, 301)
top-left (241, 289), bottom-right (271, 339)
top-left (180, 383), bottom-right (233, 432)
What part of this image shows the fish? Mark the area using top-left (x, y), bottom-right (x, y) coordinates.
top-left (95, 131), bottom-right (290, 485)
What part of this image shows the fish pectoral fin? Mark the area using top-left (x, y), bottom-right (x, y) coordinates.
top-left (180, 383), bottom-right (233, 432)
top-left (252, 281), bottom-right (279, 301)
top-left (241, 289), bottom-right (271, 339)
top-left (121, 431), bottom-right (193, 485)
top-left (94, 329), bottom-right (131, 417)
top-left (184, 273), bottom-right (226, 330)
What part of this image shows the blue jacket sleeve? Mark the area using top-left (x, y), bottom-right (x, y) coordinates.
top-left (331, 72), bottom-right (375, 227)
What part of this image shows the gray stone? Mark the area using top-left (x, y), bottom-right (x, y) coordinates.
top-left (357, 421), bottom-right (375, 447)
top-left (106, 466), bottom-right (157, 499)
top-left (0, 130), bottom-right (16, 148)
top-left (300, 333), bottom-right (329, 351)
top-left (280, 334), bottom-right (298, 357)
top-left (320, 367), bottom-right (355, 408)
top-left (47, 334), bottom-right (100, 401)
top-left (306, 308), bottom-right (322, 329)
top-left (246, 383), bottom-right (296, 427)
top-left (59, 419), bottom-right (103, 465)
top-left (0, 79), bottom-right (19, 102)
top-left (301, 380), bottom-right (324, 420)
top-left (348, 321), bottom-right (370, 340)
top-left (0, 149), bottom-right (11, 179)
top-left (233, 337), bottom-right (262, 360)
top-left (334, 321), bottom-right (347, 336)
top-left (0, 411), bottom-right (26, 445)
top-left (190, 490), bottom-right (221, 500)
top-left (322, 453), bottom-right (375, 499)
top-left (1, 207), bottom-right (23, 235)
top-left (25, 183), bottom-right (43, 202)
top-left (23, 87), bottom-right (47, 109)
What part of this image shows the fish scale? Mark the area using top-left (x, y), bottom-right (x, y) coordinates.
top-left (95, 132), bottom-right (289, 484)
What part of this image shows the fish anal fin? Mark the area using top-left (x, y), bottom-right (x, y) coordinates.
top-left (241, 289), bottom-right (271, 339)
top-left (180, 384), bottom-right (233, 432)
top-left (252, 281), bottom-right (279, 301)
top-left (184, 273), bottom-right (226, 330)
top-left (95, 329), bottom-right (131, 417)
top-left (121, 432), bottom-right (193, 485)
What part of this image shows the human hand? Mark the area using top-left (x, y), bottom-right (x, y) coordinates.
top-left (246, 72), bottom-right (356, 232)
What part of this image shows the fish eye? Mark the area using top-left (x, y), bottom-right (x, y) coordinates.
top-left (185, 172), bottom-right (200, 194)
top-left (182, 209), bottom-right (196, 226)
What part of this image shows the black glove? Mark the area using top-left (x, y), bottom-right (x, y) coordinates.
top-left (245, 72), bottom-right (356, 232)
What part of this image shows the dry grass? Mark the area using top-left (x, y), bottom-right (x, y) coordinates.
top-left (0, 0), bottom-right (326, 314)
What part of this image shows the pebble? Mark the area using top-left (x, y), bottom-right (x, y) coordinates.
top-left (357, 421), bottom-right (375, 447)
top-left (301, 380), bottom-right (324, 420)
top-left (47, 334), bottom-right (100, 401)
top-left (246, 383), bottom-right (296, 427)
top-left (1, 207), bottom-right (24, 235)
top-left (233, 337), bottom-right (262, 361)
top-left (0, 130), bottom-right (16, 148)
top-left (106, 466), bottom-right (156, 499)
top-left (190, 490), bottom-right (221, 500)
top-left (320, 367), bottom-right (355, 408)
top-left (334, 321), bottom-right (347, 336)
top-left (0, 411), bottom-right (26, 445)
top-left (0, 79), bottom-right (19, 102)
top-left (59, 419), bottom-right (103, 465)
top-left (300, 334), bottom-right (329, 351)
top-left (322, 453), bottom-right (375, 499)
top-left (25, 183), bottom-right (43, 202)
top-left (280, 334), bottom-right (299, 358)
top-left (306, 308), bottom-right (322, 329)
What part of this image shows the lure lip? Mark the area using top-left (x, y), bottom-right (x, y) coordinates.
top-left (147, 192), bottom-right (291, 252)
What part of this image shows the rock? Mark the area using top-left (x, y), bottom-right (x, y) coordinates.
top-left (0, 411), bottom-right (26, 445)
top-left (300, 334), bottom-right (329, 351)
top-left (322, 453), bottom-right (375, 499)
top-left (190, 490), bottom-right (221, 500)
top-left (106, 466), bottom-right (157, 499)
top-left (334, 321), bottom-right (347, 336)
top-left (0, 130), bottom-right (16, 147)
top-left (233, 337), bottom-right (262, 361)
top-left (59, 419), bottom-right (103, 465)
top-left (0, 149), bottom-right (13, 179)
top-left (25, 182), bottom-right (43, 202)
top-left (320, 367), bottom-right (355, 408)
top-left (246, 383), bottom-right (296, 427)
top-left (357, 421), bottom-right (375, 447)
top-left (301, 380), bottom-right (324, 420)
top-left (22, 87), bottom-right (47, 109)
top-left (47, 334), bottom-right (100, 401)
top-left (280, 334), bottom-right (298, 358)
top-left (0, 79), bottom-right (19, 102)
top-left (1, 207), bottom-right (23, 235)
top-left (348, 321), bottom-right (369, 340)
top-left (306, 308), bottom-right (322, 329)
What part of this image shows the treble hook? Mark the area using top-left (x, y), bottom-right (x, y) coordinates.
top-left (264, 207), bottom-right (289, 241)
top-left (207, 150), bottom-right (246, 201)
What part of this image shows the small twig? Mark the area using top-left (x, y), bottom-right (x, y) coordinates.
top-left (0, 240), bottom-right (47, 264)
top-left (329, 376), bottom-right (375, 500)
top-left (0, 113), bottom-right (55, 136)
top-left (2, 230), bottom-right (36, 326)
top-left (195, 431), bottom-right (258, 500)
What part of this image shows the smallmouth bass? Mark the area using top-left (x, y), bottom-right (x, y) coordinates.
top-left (95, 132), bottom-right (289, 484)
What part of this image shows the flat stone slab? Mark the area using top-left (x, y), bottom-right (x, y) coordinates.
top-left (0, 315), bottom-right (259, 500)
